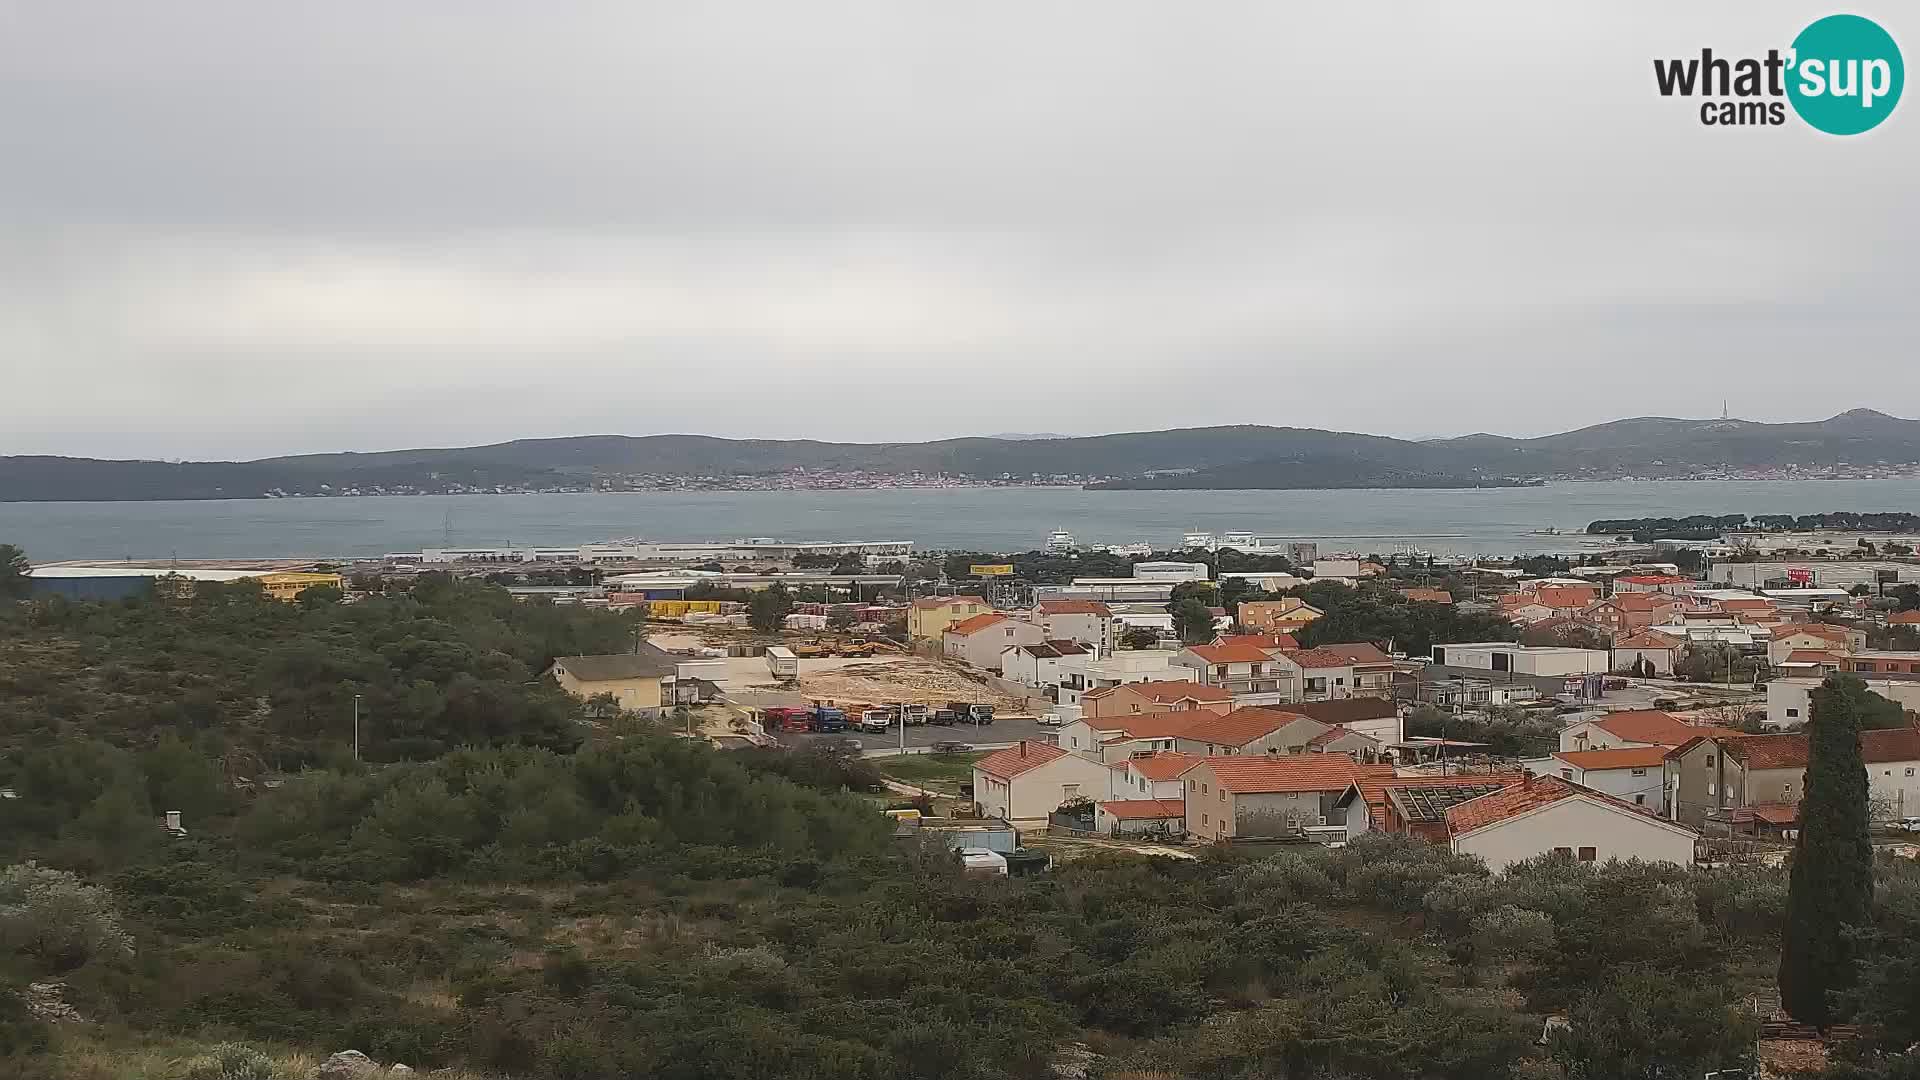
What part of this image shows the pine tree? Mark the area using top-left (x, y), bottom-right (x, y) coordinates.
top-left (1778, 674), bottom-right (1875, 1026)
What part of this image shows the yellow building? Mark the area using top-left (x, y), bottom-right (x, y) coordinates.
top-left (547, 650), bottom-right (678, 716)
top-left (255, 571), bottom-right (345, 602)
top-left (907, 594), bottom-right (991, 641)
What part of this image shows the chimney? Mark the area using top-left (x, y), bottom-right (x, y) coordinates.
top-left (1019, 742), bottom-right (1027, 758)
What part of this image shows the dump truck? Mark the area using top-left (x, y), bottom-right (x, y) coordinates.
top-left (765, 646), bottom-right (799, 679)
top-left (858, 708), bottom-right (893, 734)
top-left (813, 706), bottom-right (848, 733)
top-left (764, 706), bottom-right (812, 733)
top-left (900, 704), bottom-right (930, 726)
top-left (946, 701), bottom-right (996, 725)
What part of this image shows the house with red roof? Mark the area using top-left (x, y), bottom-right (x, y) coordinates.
top-left (971, 740), bottom-right (1114, 821)
top-left (1666, 726), bottom-right (1920, 831)
top-left (1766, 623), bottom-right (1866, 666)
top-left (1031, 599), bottom-right (1116, 654)
top-left (1334, 771), bottom-right (1526, 841)
top-left (1213, 632), bottom-right (1300, 651)
top-left (1094, 798), bottom-right (1187, 836)
top-left (908, 595), bottom-right (990, 640)
top-left (1171, 643), bottom-right (1303, 706)
top-left (1287, 696), bottom-right (1405, 745)
top-left (1079, 679), bottom-right (1234, 721)
top-left (1289, 642), bottom-right (1398, 701)
top-left (1443, 774), bottom-right (1698, 872)
top-left (1556, 710), bottom-right (1742, 753)
top-left (1525, 746), bottom-right (1670, 812)
top-left (1610, 629), bottom-right (1685, 676)
top-left (1583, 592), bottom-right (1680, 634)
top-left (1890, 610), bottom-right (1920, 627)
top-left (1107, 751), bottom-right (1199, 801)
top-left (942, 611), bottom-right (1044, 670)
top-left (1181, 755), bottom-right (1380, 841)
top-left (1173, 706), bottom-right (1330, 757)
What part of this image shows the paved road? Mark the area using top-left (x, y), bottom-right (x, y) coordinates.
top-left (776, 716), bottom-right (1060, 754)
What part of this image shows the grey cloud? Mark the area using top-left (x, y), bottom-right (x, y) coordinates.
top-left (0, 2), bottom-right (1914, 458)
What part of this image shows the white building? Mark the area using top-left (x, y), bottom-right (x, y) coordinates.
top-left (1524, 746), bottom-right (1670, 813)
top-left (1430, 642), bottom-right (1610, 677)
top-left (1032, 600), bottom-right (1117, 655)
top-left (999, 640), bottom-right (1089, 688)
top-left (1444, 775), bottom-right (1698, 873)
top-left (1767, 675), bottom-right (1920, 730)
top-left (943, 613), bottom-right (1045, 670)
top-left (1132, 561), bottom-right (1210, 582)
top-left (1054, 650), bottom-right (1179, 705)
top-left (1311, 558), bottom-right (1363, 581)
top-left (971, 742), bottom-right (1114, 821)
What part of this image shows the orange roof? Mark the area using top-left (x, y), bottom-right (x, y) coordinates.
top-left (1782, 649), bottom-right (1842, 665)
top-left (1613, 630), bottom-right (1683, 649)
top-left (1121, 751), bottom-right (1200, 781)
top-left (1195, 754), bottom-right (1369, 794)
top-left (1444, 774), bottom-right (1680, 835)
top-left (1184, 643), bottom-right (1276, 664)
top-left (1315, 642), bottom-right (1396, 665)
top-left (1178, 706), bottom-right (1311, 748)
top-left (1605, 592), bottom-right (1676, 612)
top-left (1097, 798), bottom-right (1186, 820)
top-left (1094, 713), bottom-right (1210, 739)
top-left (1890, 611), bottom-right (1920, 625)
top-left (1083, 679), bottom-right (1232, 705)
top-left (1037, 599), bottom-right (1113, 616)
top-left (1552, 746), bottom-right (1670, 771)
top-left (1399, 588), bottom-right (1454, 604)
top-left (1535, 586), bottom-right (1600, 608)
top-left (914, 594), bottom-right (986, 610)
top-left (1717, 598), bottom-right (1776, 611)
top-left (1346, 770), bottom-right (1523, 828)
top-left (973, 740), bottom-right (1068, 780)
top-left (1216, 632), bottom-right (1299, 651)
top-left (1724, 727), bottom-right (1920, 771)
top-left (1589, 710), bottom-right (1741, 747)
top-left (945, 612), bottom-right (1008, 636)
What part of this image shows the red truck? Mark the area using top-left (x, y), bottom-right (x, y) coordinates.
top-left (764, 706), bottom-right (813, 733)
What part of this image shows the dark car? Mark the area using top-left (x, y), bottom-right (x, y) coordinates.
top-left (931, 741), bottom-right (975, 754)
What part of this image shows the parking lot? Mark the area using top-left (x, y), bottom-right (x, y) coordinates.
top-left (776, 715), bottom-right (1060, 755)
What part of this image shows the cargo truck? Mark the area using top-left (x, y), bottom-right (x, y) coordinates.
top-left (813, 706), bottom-right (848, 733)
top-left (765, 646), bottom-right (799, 679)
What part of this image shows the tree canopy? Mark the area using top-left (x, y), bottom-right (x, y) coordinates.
top-left (1780, 674), bottom-right (1876, 1026)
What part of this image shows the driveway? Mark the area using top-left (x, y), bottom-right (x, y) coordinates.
top-left (776, 715), bottom-right (1060, 754)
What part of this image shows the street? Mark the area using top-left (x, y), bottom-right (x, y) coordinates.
top-left (776, 715), bottom-right (1060, 754)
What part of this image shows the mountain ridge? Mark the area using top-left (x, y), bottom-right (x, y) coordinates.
top-left (3, 410), bottom-right (1917, 501)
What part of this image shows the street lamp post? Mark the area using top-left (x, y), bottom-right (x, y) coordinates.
top-left (353, 694), bottom-right (362, 762)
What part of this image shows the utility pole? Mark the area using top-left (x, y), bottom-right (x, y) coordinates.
top-left (352, 694), bottom-right (362, 762)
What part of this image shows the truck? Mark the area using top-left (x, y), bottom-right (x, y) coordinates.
top-left (858, 708), bottom-right (893, 734)
top-left (764, 706), bottom-right (812, 733)
top-left (765, 646), bottom-right (799, 680)
top-left (946, 701), bottom-right (995, 725)
top-left (813, 706), bottom-right (848, 733)
top-left (789, 642), bottom-right (832, 659)
top-left (900, 704), bottom-right (930, 726)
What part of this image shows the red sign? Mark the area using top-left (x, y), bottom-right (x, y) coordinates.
top-left (1786, 567), bottom-right (1813, 585)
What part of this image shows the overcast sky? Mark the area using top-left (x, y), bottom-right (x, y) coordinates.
top-left (2, 2), bottom-right (1914, 460)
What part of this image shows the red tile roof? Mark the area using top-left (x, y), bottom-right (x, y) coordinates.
top-left (945, 612), bottom-right (1008, 636)
top-left (1216, 633), bottom-right (1299, 651)
top-left (1552, 746), bottom-right (1670, 771)
top-left (1748, 803), bottom-right (1800, 825)
top-left (1307, 725), bottom-right (1377, 748)
top-left (1346, 770), bottom-right (1524, 828)
top-left (1178, 707), bottom-right (1312, 748)
top-left (1097, 798), bottom-right (1186, 820)
top-left (1037, 599), bottom-right (1113, 616)
top-left (1314, 642), bottom-right (1396, 666)
top-left (1890, 611), bottom-right (1920, 625)
top-left (1289, 647), bottom-right (1360, 668)
top-left (973, 740), bottom-right (1068, 780)
top-left (1782, 649), bottom-right (1842, 665)
top-left (1444, 774), bottom-right (1683, 836)
top-left (1196, 754), bottom-right (1370, 794)
top-left (1614, 630), bottom-right (1683, 649)
top-left (1121, 751), bottom-right (1200, 781)
top-left (1083, 679), bottom-right (1231, 704)
top-left (1184, 643), bottom-right (1276, 664)
top-left (1787, 624), bottom-right (1854, 642)
top-left (1725, 727), bottom-right (1920, 770)
top-left (1606, 593), bottom-right (1677, 612)
top-left (1535, 586), bottom-right (1601, 608)
top-left (1590, 710), bottom-right (1741, 747)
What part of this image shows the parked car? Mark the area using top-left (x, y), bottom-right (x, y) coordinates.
top-left (1899, 817), bottom-right (1920, 833)
top-left (1035, 712), bottom-right (1062, 727)
top-left (931, 741), bottom-right (975, 754)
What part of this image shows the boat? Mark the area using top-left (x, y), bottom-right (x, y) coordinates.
top-left (1044, 529), bottom-right (1076, 552)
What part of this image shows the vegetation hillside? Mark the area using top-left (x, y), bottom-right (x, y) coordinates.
top-left (4, 570), bottom-right (1920, 1078)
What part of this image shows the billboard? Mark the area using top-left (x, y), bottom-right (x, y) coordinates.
top-left (1878, 569), bottom-right (1901, 585)
top-left (1786, 566), bottom-right (1814, 585)
top-left (970, 564), bottom-right (1014, 577)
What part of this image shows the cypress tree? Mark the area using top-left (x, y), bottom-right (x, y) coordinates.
top-left (1778, 674), bottom-right (1875, 1026)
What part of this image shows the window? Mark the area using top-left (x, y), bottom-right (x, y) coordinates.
top-left (1202, 783), bottom-right (1209, 794)
top-left (1201, 813), bottom-right (1208, 825)
top-left (1707, 782), bottom-right (1716, 796)
top-left (1560, 769), bottom-right (1573, 780)
top-left (1705, 754), bottom-right (1715, 767)
top-left (1786, 708), bottom-right (1800, 718)
top-left (1578, 847), bottom-right (1597, 862)
top-left (1553, 846), bottom-right (1573, 857)
top-left (1219, 789), bottom-right (1226, 802)
top-left (1634, 794), bottom-right (1646, 805)
top-left (1908, 768), bottom-right (1916, 777)
top-left (1784, 783), bottom-right (1793, 797)
top-left (1189, 779), bottom-right (1196, 792)
top-left (1631, 768), bottom-right (1647, 777)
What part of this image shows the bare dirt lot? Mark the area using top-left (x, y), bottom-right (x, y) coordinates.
top-left (651, 632), bottom-right (1025, 711)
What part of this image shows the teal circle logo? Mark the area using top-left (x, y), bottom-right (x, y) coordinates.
top-left (1787, 14), bottom-right (1903, 134)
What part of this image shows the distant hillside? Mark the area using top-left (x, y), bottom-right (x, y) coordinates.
top-left (4, 410), bottom-right (1918, 501)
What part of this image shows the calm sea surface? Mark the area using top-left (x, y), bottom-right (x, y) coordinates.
top-left (5, 479), bottom-right (1920, 562)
